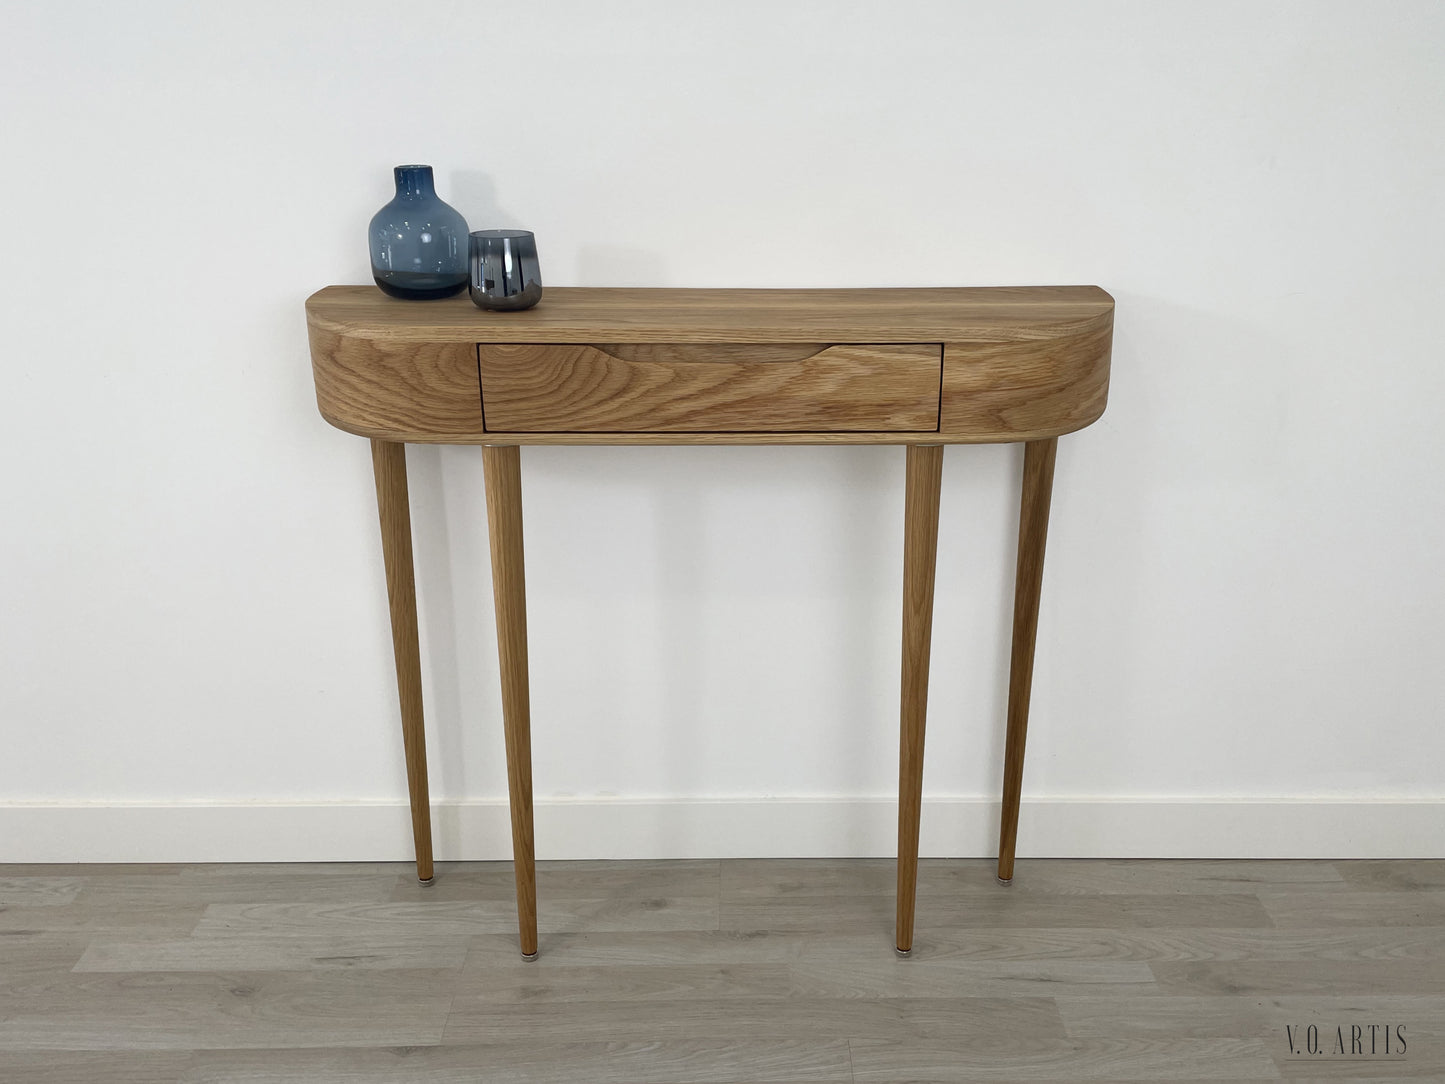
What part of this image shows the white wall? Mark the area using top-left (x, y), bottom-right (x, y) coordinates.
top-left (3, 1), bottom-right (1443, 861)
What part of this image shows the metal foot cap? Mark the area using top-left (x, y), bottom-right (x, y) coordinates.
top-left (894, 946), bottom-right (912, 958)
top-left (521, 950), bottom-right (539, 962)
top-left (418, 877), bottom-right (435, 887)
top-left (996, 875), bottom-right (1013, 886)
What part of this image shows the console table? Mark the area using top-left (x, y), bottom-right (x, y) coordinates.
top-left (305, 285), bottom-right (1114, 958)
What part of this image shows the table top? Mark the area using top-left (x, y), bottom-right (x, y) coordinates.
top-left (305, 285), bottom-right (1114, 446)
top-left (306, 285), bottom-right (1114, 344)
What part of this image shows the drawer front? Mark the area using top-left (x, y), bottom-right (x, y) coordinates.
top-left (478, 343), bottom-right (942, 433)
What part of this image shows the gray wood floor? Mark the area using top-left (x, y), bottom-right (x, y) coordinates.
top-left (1, 858), bottom-right (1440, 1082)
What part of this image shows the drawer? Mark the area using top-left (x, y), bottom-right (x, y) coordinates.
top-left (478, 342), bottom-right (942, 433)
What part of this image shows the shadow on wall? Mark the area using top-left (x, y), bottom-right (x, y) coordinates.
top-left (399, 439), bottom-right (905, 815)
top-left (637, 445), bottom-right (897, 799)
top-left (377, 290), bottom-right (1313, 831)
top-left (399, 444), bottom-right (480, 805)
top-left (1028, 289), bottom-right (1313, 797)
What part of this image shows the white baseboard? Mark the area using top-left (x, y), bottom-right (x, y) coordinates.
top-left (1, 796), bottom-right (1441, 863)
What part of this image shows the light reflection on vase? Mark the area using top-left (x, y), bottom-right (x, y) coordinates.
top-left (368, 165), bottom-right (469, 300)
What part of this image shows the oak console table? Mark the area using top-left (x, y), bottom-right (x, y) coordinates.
top-left (306, 285), bottom-right (1114, 959)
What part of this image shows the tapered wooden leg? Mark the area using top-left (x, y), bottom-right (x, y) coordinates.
top-left (369, 439), bottom-right (435, 885)
top-left (997, 437), bottom-right (1058, 885)
top-left (482, 445), bottom-right (538, 960)
top-left (896, 444), bottom-right (943, 956)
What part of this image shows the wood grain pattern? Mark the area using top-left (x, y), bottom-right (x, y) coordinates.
top-left (1257, 887), bottom-right (1445, 927)
top-left (723, 890), bottom-right (1273, 934)
top-left (450, 962), bottom-right (793, 1004)
top-left (52, 871), bottom-right (396, 913)
top-left (0, 969), bottom-right (452, 1050)
top-left (305, 286), bottom-right (1114, 444)
top-left (0, 877), bottom-right (85, 906)
top-left (1150, 959), bottom-right (1445, 996)
top-left (0, 901), bottom-right (205, 939)
top-left (369, 440), bottom-right (434, 885)
top-left (443, 995), bottom-right (1062, 1044)
top-left (786, 958), bottom-right (1159, 1000)
top-left (941, 314), bottom-right (1112, 441)
top-left (392, 859), bottom-right (722, 903)
top-left (307, 285), bottom-right (1114, 344)
top-left (478, 343), bottom-right (942, 433)
top-left (174, 1041), bottom-right (857, 1084)
top-left (0, 934), bottom-right (90, 994)
top-left (847, 1036), bottom-right (1279, 1082)
top-left (3, 859), bottom-right (1443, 1081)
top-left (723, 856), bottom-right (1347, 902)
top-left (400, 429), bottom-right (1056, 446)
top-left (1336, 859), bottom-right (1445, 890)
top-left (482, 445), bottom-right (539, 959)
top-left (73, 934), bottom-right (469, 973)
top-left (0, 1051), bottom-right (192, 1084)
top-left (895, 445), bottom-right (943, 954)
top-left (595, 343), bottom-right (827, 364)
top-left (187, 897), bottom-right (719, 939)
top-left (997, 437), bottom-right (1057, 884)
top-left (310, 328), bottom-right (480, 441)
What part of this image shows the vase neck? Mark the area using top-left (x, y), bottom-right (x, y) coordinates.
top-left (393, 165), bottom-right (437, 199)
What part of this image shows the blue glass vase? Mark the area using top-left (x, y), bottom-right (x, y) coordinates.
top-left (369, 165), bottom-right (469, 300)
